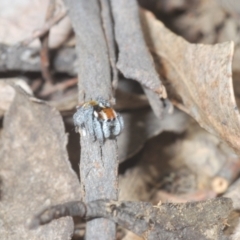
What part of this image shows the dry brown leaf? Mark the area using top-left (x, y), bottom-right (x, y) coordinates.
top-left (0, 0), bottom-right (71, 48)
top-left (142, 0), bottom-right (240, 73)
top-left (141, 9), bottom-right (240, 155)
top-left (0, 86), bottom-right (80, 239)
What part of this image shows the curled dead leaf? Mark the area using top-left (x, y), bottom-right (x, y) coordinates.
top-left (141, 9), bottom-right (240, 155)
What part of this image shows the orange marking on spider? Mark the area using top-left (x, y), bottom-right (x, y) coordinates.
top-left (99, 108), bottom-right (117, 121)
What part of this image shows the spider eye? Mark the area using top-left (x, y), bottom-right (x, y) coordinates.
top-left (98, 102), bottom-right (105, 108)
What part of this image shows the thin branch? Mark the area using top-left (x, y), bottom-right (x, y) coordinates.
top-left (29, 201), bottom-right (87, 229)
top-left (29, 198), bottom-right (233, 240)
top-left (63, 0), bottom-right (119, 239)
top-left (39, 0), bottom-right (56, 84)
top-left (39, 77), bottom-right (78, 97)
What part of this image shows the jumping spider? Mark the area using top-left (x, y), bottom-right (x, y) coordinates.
top-left (73, 98), bottom-right (124, 143)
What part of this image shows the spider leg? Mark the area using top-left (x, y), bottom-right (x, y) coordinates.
top-left (93, 117), bottom-right (104, 144)
top-left (84, 108), bottom-right (96, 141)
top-left (102, 120), bottom-right (111, 139)
top-left (118, 114), bottom-right (124, 130)
top-left (112, 114), bottom-right (124, 136)
top-left (73, 108), bottom-right (86, 134)
top-left (73, 105), bottom-right (96, 141)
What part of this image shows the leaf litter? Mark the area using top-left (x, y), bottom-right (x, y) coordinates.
top-left (1, 0), bottom-right (240, 239)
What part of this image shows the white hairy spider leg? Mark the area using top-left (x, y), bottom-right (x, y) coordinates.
top-left (112, 114), bottom-right (124, 136)
top-left (81, 124), bottom-right (87, 137)
top-left (73, 108), bottom-right (85, 134)
top-left (93, 117), bottom-right (104, 143)
top-left (102, 120), bottom-right (111, 138)
top-left (85, 107), bottom-right (96, 141)
top-left (119, 114), bottom-right (124, 130)
top-left (73, 104), bottom-right (95, 141)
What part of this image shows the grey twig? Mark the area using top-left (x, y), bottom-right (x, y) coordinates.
top-left (63, 0), bottom-right (119, 239)
top-left (110, 0), bottom-right (167, 118)
top-left (30, 198), bottom-right (233, 240)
